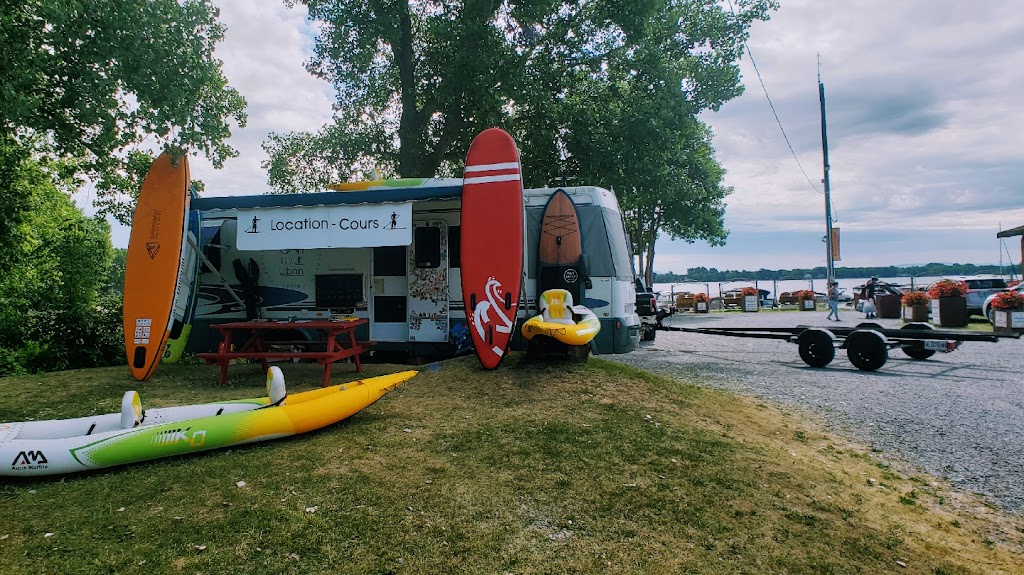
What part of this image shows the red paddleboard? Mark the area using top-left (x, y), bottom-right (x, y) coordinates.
top-left (123, 152), bottom-right (190, 381)
top-left (460, 128), bottom-right (525, 369)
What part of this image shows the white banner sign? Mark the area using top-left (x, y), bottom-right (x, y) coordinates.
top-left (235, 203), bottom-right (413, 250)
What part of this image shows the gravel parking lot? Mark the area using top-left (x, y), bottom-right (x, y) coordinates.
top-left (605, 308), bottom-right (1024, 515)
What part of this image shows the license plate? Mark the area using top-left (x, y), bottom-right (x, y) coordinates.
top-left (923, 340), bottom-right (957, 351)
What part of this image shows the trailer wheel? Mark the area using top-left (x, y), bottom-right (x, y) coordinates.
top-left (856, 322), bottom-right (885, 331)
top-left (642, 326), bottom-right (657, 341)
top-left (846, 330), bottom-right (888, 371)
top-left (900, 323), bottom-right (936, 360)
top-left (797, 328), bottom-right (835, 367)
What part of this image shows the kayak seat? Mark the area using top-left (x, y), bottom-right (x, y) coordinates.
top-left (540, 289), bottom-right (576, 326)
top-left (120, 390), bottom-right (142, 429)
top-left (267, 366), bottom-right (287, 406)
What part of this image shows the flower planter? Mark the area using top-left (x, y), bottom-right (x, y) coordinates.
top-left (695, 301), bottom-right (709, 314)
top-left (992, 309), bottom-right (1024, 334)
top-left (800, 299), bottom-right (816, 311)
top-left (742, 295), bottom-right (759, 312)
top-left (903, 304), bottom-right (929, 322)
top-left (930, 296), bottom-right (968, 328)
top-left (875, 294), bottom-right (901, 319)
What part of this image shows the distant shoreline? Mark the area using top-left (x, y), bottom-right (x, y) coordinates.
top-left (653, 263), bottom-right (1020, 284)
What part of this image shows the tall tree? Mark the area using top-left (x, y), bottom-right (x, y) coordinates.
top-left (269, 0), bottom-right (775, 277)
top-left (0, 0), bottom-right (247, 223)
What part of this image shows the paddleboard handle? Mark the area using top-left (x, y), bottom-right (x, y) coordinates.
top-left (505, 293), bottom-right (512, 310)
top-left (470, 293), bottom-right (477, 310)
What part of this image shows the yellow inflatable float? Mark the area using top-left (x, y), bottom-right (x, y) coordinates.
top-left (521, 289), bottom-right (601, 347)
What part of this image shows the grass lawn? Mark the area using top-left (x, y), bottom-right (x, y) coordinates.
top-left (1, 356), bottom-right (1022, 574)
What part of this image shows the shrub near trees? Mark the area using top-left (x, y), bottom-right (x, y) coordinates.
top-left (0, 145), bottom-right (122, 375)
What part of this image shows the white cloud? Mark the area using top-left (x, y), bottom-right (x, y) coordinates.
top-left (671, 0), bottom-right (1024, 271)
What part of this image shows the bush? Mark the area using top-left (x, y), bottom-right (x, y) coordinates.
top-left (928, 280), bottom-right (968, 298)
top-left (901, 291), bottom-right (931, 306)
top-left (990, 291), bottom-right (1024, 311)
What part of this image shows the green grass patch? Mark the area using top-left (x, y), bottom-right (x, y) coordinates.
top-left (1, 357), bottom-right (1022, 573)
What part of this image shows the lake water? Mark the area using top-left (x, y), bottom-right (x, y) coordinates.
top-left (652, 275), bottom-right (1013, 300)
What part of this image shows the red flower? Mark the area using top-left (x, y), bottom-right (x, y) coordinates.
top-left (693, 292), bottom-right (710, 303)
top-left (901, 291), bottom-right (930, 306)
top-left (927, 280), bottom-right (968, 298)
top-left (740, 287), bottom-right (758, 296)
top-left (794, 290), bottom-right (815, 300)
top-left (990, 290), bottom-right (1024, 311)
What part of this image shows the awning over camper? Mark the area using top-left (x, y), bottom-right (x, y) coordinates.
top-left (191, 183), bottom-right (464, 212)
top-left (996, 224), bottom-right (1024, 238)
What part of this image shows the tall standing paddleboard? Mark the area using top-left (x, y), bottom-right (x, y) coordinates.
top-left (123, 152), bottom-right (190, 381)
top-left (163, 209), bottom-right (202, 363)
top-left (460, 128), bottom-right (525, 369)
top-left (537, 189), bottom-right (584, 303)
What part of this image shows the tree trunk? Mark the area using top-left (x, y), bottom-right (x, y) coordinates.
top-left (395, 0), bottom-right (420, 177)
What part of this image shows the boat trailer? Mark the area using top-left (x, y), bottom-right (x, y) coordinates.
top-left (660, 322), bottom-right (1020, 372)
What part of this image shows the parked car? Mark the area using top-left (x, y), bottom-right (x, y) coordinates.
top-left (927, 275), bottom-right (1008, 316)
top-left (982, 282), bottom-right (1024, 323)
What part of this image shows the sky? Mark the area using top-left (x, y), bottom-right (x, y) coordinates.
top-left (77, 0), bottom-right (1024, 275)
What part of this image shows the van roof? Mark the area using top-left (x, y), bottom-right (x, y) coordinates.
top-left (192, 184), bottom-right (610, 212)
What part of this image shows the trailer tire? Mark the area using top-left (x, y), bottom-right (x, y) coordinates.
top-left (846, 330), bottom-right (888, 371)
top-left (642, 326), bottom-right (657, 341)
top-left (798, 328), bottom-right (836, 368)
top-left (901, 323), bottom-right (937, 360)
top-left (856, 322), bottom-right (885, 331)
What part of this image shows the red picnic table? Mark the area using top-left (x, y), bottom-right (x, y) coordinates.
top-left (196, 319), bottom-right (373, 387)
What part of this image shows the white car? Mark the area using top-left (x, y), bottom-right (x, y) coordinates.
top-left (983, 283), bottom-right (1024, 323)
top-left (928, 275), bottom-right (1008, 316)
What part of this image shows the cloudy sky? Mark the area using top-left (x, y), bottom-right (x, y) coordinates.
top-left (83, 0), bottom-right (1024, 275)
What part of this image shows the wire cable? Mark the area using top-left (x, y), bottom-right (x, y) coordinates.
top-left (726, 0), bottom-right (822, 194)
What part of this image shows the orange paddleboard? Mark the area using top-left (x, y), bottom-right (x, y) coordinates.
top-left (123, 152), bottom-right (191, 381)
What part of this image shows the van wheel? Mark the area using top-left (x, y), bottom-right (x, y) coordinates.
top-left (567, 344), bottom-right (590, 363)
top-left (642, 327), bottom-right (656, 341)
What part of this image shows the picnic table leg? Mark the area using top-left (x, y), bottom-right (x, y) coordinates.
top-left (218, 360), bottom-right (229, 386)
top-left (322, 361), bottom-right (332, 388)
top-left (347, 329), bottom-right (363, 373)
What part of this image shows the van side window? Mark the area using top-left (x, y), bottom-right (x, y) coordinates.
top-left (374, 246), bottom-right (406, 276)
top-left (448, 226), bottom-right (461, 268)
top-left (414, 226), bottom-right (441, 268)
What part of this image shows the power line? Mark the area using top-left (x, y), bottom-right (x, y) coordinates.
top-left (726, 0), bottom-right (822, 195)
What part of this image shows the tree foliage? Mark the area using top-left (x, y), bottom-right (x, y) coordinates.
top-left (0, 0), bottom-right (247, 223)
top-left (269, 0), bottom-right (775, 279)
top-left (0, 147), bottom-right (121, 375)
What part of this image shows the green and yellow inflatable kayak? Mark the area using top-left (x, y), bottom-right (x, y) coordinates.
top-left (0, 368), bottom-right (416, 476)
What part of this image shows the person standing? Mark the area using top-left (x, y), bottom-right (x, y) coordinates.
top-left (826, 280), bottom-right (841, 321)
top-left (861, 277), bottom-right (878, 319)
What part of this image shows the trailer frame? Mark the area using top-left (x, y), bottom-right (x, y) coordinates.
top-left (661, 322), bottom-right (1020, 371)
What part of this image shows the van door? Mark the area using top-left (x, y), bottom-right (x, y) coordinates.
top-left (408, 220), bottom-right (449, 342)
top-left (371, 245), bottom-right (408, 342)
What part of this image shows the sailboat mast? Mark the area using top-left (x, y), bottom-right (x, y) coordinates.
top-left (819, 58), bottom-right (836, 282)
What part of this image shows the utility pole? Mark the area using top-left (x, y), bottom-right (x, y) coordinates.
top-left (818, 56), bottom-right (836, 283)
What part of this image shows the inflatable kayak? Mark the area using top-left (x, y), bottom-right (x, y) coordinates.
top-left (521, 289), bottom-right (601, 347)
top-left (0, 368), bottom-right (416, 477)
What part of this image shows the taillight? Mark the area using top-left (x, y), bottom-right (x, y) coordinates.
top-left (649, 297), bottom-right (656, 308)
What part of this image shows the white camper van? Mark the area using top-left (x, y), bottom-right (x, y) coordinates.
top-left (188, 180), bottom-right (641, 359)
